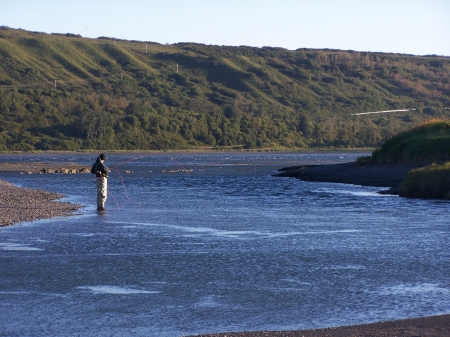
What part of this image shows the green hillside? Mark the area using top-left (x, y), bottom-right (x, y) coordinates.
top-left (0, 27), bottom-right (449, 151)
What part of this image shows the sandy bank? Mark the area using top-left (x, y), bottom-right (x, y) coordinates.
top-left (188, 314), bottom-right (450, 337)
top-left (0, 180), bottom-right (82, 227)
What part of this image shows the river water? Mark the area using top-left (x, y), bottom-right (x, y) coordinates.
top-left (0, 152), bottom-right (449, 337)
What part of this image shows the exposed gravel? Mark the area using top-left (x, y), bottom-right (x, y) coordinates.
top-left (187, 314), bottom-right (450, 337)
top-left (0, 179), bottom-right (82, 226)
top-left (0, 162), bottom-right (90, 174)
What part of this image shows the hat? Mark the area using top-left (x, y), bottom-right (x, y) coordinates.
top-left (99, 153), bottom-right (106, 160)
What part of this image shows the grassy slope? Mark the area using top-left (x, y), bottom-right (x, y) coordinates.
top-left (0, 27), bottom-right (450, 151)
top-left (1, 27), bottom-right (448, 112)
top-left (400, 162), bottom-right (450, 199)
top-left (372, 120), bottom-right (450, 163)
top-left (367, 119), bottom-right (450, 199)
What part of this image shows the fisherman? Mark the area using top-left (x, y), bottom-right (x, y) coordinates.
top-left (91, 153), bottom-right (109, 211)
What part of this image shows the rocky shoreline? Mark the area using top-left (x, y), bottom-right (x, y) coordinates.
top-left (0, 180), bottom-right (82, 227)
top-left (0, 162), bottom-right (91, 174)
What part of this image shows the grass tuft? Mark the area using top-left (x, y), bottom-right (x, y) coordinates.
top-left (399, 162), bottom-right (450, 199)
top-left (372, 119), bottom-right (450, 164)
top-left (355, 155), bottom-right (374, 166)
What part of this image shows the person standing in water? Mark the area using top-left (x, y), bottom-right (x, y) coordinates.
top-left (91, 153), bottom-right (109, 210)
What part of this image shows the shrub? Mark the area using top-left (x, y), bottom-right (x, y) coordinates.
top-left (356, 155), bottom-right (374, 166)
top-left (372, 119), bottom-right (450, 163)
top-left (399, 162), bottom-right (450, 199)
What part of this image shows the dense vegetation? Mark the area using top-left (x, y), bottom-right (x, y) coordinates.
top-left (358, 119), bottom-right (450, 199)
top-left (0, 27), bottom-right (449, 151)
top-left (371, 119), bottom-right (450, 163)
top-left (400, 162), bottom-right (450, 199)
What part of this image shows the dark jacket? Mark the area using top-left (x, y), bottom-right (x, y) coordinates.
top-left (91, 157), bottom-right (109, 178)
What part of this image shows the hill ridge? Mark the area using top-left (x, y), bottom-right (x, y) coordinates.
top-left (0, 27), bottom-right (449, 151)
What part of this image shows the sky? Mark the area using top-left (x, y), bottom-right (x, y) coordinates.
top-left (1, 0), bottom-right (449, 56)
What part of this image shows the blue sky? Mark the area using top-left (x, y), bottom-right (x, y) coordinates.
top-left (1, 0), bottom-right (449, 56)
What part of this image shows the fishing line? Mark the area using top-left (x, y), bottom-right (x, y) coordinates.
top-left (114, 154), bottom-right (150, 167)
top-left (107, 190), bottom-right (121, 210)
top-left (168, 156), bottom-right (195, 190)
top-left (114, 153), bottom-right (146, 207)
top-left (114, 165), bottom-right (142, 209)
top-left (111, 153), bottom-right (193, 210)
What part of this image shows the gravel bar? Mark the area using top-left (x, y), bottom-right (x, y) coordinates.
top-left (0, 179), bottom-right (82, 226)
top-left (188, 314), bottom-right (450, 337)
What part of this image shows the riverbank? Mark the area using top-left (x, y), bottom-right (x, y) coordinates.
top-left (0, 162), bottom-right (90, 174)
top-left (274, 162), bottom-right (426, 194)
top-left (0, 180), bottom-right (82, 227)
top-left (189, 314), bottom-right (450, 337)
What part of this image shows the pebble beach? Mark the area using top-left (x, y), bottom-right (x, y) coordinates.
top-left (0, 179), bottom-right (81, 227)
top-left (188, 314), bottom-right (450, 337)
top-left (195, 161), bottom-right (450, 336)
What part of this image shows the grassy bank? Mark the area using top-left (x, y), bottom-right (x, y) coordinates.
top-left (399, 162), bottom-right (450, 199)
top-left (371, 119), bottom-right (450, 164)
top-left (358, 120), bottom-right (450, 199)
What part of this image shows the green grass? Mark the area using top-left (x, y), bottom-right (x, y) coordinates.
top-left (399, 162), bottom-right (450, 199)
top-left (355, 155), bottom-right (374, 165)
top-left (372, 119), bottom-right (450, 164)
top-left (362, 120), bottom-right (450, 199)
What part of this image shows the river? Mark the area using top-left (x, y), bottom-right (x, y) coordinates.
top-left (0, 152), bottom-right (449, 336)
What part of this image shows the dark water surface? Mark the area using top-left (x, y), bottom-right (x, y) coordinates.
top-left (0, 152), bottom-right (449, 337)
